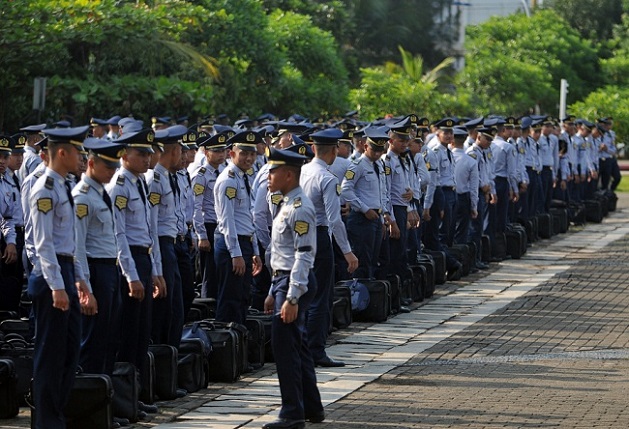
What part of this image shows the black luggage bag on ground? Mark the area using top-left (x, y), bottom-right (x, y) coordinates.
top-left (243, 316), bottom-right (266, 368)
top-left (449, 244), bottom-right (471, 276)
top-left (505, 225), bottom-right (526, 259)
top-left (416, 254), bottom-right (436, 298)
top-left (246, 310), bottom-right (274, 363)
top-left (424, 250), bottom-right (446, 285)
top-left (492, 232), bottom-right (507, 260)
top-left (0, 337), bottom-right (33, 407)
top-left (211, 322), bottom-right (249, 375)
top-left (584, 199), bottom-right (603, 223)
top-left (197, 321), bottom-right (243, 382)
top-left (139, 351), bottom-right (155, 405)
top-left (603, 190), bottom-right (618, 212)
top-left (31, 373), bottom-right (114, 429)
top-left (337, 279), bottom-right (391, 323)
top-left (408, 264), bottom-right (426, 302)
top-left (567, 201), bottom-right (586, 225)
top-left (0, 358), bottom-right (19, 419)
top-left (177, 339), bottom-right (208, 393)
top-left (385, 274), bottom-right (402, 313)
top-left (550, 208), bottom-right (569, 234)
top-left (148, 344), bottom-right (179, 400)
top-left (537, 213), bottom-right (553, 238)
top-left (112, 361), bottom-right (139, 423)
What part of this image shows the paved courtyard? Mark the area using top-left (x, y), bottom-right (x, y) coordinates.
top-left (5, 195), bottom-right (629, 429)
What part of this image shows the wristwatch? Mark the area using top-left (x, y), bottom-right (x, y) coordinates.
top-left (287, 296), bottom-right (299, 305)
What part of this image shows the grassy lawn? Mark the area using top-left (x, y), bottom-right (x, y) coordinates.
top-left (616, 177), bottom-right (629, 192)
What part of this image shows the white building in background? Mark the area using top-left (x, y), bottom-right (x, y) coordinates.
top-left (452, 0), bottom-right (537, 70)
top-left (464, 0), bottom-right (531, 26)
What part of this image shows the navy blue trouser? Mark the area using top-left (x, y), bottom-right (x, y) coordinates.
top-left (347, 210), bottom-right (382, 279)
top-left (200, 222), bottom-right (218, 298)
top-left (116, 251), bottom-right (153, 384)
top-left (423, 193), bottom-right (443, 252)
top-left (468, 192), bottom-right (487, 263)
top-left (525, 168), bottom-right (539, 219)
top-left (453, 192), bottom-right (471, 245)
top-left (538, 167), bottom-right (553, 213)
top-left (610, 158), bottom-right (621, 191)
top-left (439, 188), bottom-right (458, 247)
top-left (176, 236), bottom-right (195, 342)
top-left (271, 272), bottom-right (323, 421)
top-left (495, 177), bottom-right (510, 233)
top-left (599, 159), bottom-right (612, 190)
top-left (214, 234), bottom-right (253, 325)
top-left (307, 227), bottom-right (333, 362)
top-left (80, 259), bottom-right (119, 375)
top-left (29, 258), bottom-right (80, 429)
top-left (389, 205), bottom-right (408, 278)
top-left (153, 237), bottom-right (183, 347)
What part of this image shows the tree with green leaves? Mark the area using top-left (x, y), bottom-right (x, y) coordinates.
top-left (458, 9), bottom-right (600, 116)
top-left (349, 46), bottom-right (467, 120)
top-left (544, 0), bottom-right (624, 42)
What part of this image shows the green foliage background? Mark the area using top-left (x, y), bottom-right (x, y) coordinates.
top-left (1, 0), bottom-right (629, 147)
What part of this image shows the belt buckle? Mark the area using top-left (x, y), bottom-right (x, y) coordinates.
top-left (147, 246), bottom-right (152, 255)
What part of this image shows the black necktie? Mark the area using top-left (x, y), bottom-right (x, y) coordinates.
top-left (243, 173), bottom-right (251, 197)
top-left (215, 168), bottom-right (220, 178)
top-left (137, 178), bottom-right (147, 205)
top-left (170, 173), bottom-right (180, 197)
top-left (373, 160), bottom-right (380, 176)
top-left (446, 148), bottom-right (453, 163)
top-left (185, 171), bottom-right (191, 187)
top-left (102, 189), bottom-right (112, 212)
top-left (65, 180), bottom-right (74, 208)
top-left (12, 173), bottom-right (20, 189)
top-left (399, 153), bottom-right (407, 171)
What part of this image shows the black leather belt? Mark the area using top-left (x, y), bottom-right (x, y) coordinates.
top-left (441, 186), bottom-right (456, 191)
top-left (317, 226), bottom-right (329, 232)
top-left (542, 166), bottom-right (552, 171)
top-left (176, 234), bottom-right (187, 242)
top-left (495, 176), bottom-right (508, 181)
top-left (159, 236), bottom-right (176, 244)
top-left (87, 257), bottom-right (118, 266)
top-left (15, 226), bottom-right (24, 233)
top-left (237, 235), bottom-right (253, 242)
top-left (272, 270), bottom-right (290, 277)
top-left (369, 208), bottom-right (383, 214)
top-left (129, 245), bottom-right (152, 255)
top-left (56, 254), bottom-right (74, 263)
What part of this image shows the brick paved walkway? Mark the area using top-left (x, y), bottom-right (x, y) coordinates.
top-left (4, 195), bottom-right (629, 429)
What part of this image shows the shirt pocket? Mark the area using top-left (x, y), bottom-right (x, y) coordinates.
top-left (95, 208), bottom-right (112, 232)
top-left (127, 197), bottom-right (143, 222)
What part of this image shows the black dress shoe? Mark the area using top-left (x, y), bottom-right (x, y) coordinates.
top-left (176, 388), bottom-right (187, 398)
top-left (446, 264), bottom-right (462, 281)
top-left (262, 418), bottom-right (305, 429)
top-left (305, 410), bottom-right (325, 423)
top-left (315, 356), bottom-right (345, 367)
top-left (475, 261), bottom-right (489, 270)
top-left (137, 410), bottom-right (148, 421)
top-left (112, 422), bottom-right (121, 429)
top-left (399, 306), bottom-right (411, 313)
top-left (113, 416), bottom-right (130, 427)
top-left (401, 297), bottom-right (413, 306)
top-left (138, 401), bottom-right (158, 413)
